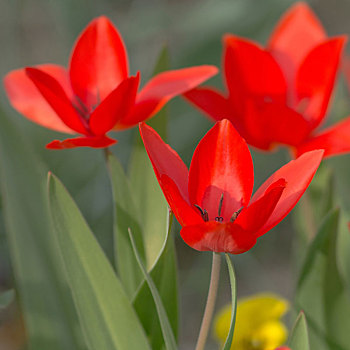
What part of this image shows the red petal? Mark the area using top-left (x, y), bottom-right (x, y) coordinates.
top-left (161, 175), bottom-right (203, 227)
top-left (296, 37), bottom-right (346, 127)
top-left (69, 16), bottom-right (129, 110)
top-left (237, 100), bottom-right (311, 150)
top-left (252, 149), bottom-right (323, 236)
top-left (188, 120), bottom-right (254, 221)
top-left (223, 35), bottom-right (287, 116)
top-left (268, 2), bottom-right (326, 86)
top-left (139, 123), bottom-right (202, 226)
top-left (183, 86), bottom-right (231, 121)
top-left (46, 135), bottom-right (116, 149)
top-left (295, 116), bottom-right (350, 158)
top-left (25, 67), bottom-right (88, 135)
top-left (119, 65), bottom-right (218, 128)
top-left (235, 178), bottom-right (286, 233)
top-left (180, 221), bottom-right (257, 254)
top-left (3, 65), bottom-right (76, 134)
top-left (89, 73), bottom-right (140, 135)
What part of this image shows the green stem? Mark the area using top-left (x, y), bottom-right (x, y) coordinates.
top-left (195, 252), bottom-right (221, 350)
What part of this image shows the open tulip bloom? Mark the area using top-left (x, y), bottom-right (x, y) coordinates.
top-left (4, 16), bottom-right (217, 149)
top-left (184, 2), bottom-right (349, 158)
top-left (140, 119), bottom-right (323, 254)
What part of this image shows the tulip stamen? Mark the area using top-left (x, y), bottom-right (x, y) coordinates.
top-left (230, 207), bottom-right (243, 222)
top-left (215, 193), bottom-right (224, 222)
top-left (194, 204), bottom-right (209, 222)
top-left (74, 95), bottom-right (89, 118)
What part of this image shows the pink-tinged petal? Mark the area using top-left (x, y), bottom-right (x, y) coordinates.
top-left (295, 116), bottom-right (350, 158)
top-left (235, 179), bottom-right (286, 232)
top-left (183, 86), bottom-right (231, 121)
top-left (268, 2), bottom-right (326, 86)
top-left (180, 222), bottom-right (257, 254)
top-left (3, 65), bottom-right (76, 134)
top-left (223, 35), bottom-right (287, 118)
top-left (46, 135), bottom-right (116, 149)
top-left (69, 16), bottom-right (129, 110)
top-left (119, 66), bottom-right (218, 127)
top-left (188, 120), bottom-right (254, 221)
top-left (25, 67), bottom-right (88, 135)
top-left (252, 150), bottom-right (323, 237)
top-left (139, 123), bottom-right (203, 225)
top-left (89, 73), bottom-right (140, 135)
top-left (296, 37), bottom-right (346, 127)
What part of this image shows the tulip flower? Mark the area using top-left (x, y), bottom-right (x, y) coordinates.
top-left (140, 119), bottom-right (323, 254)
top-left (4, 17), bottom-right (217, 149)
top-left (184, 2), bottom-right (348, 158)
top-left (214, 293), bottom-right (289, 350)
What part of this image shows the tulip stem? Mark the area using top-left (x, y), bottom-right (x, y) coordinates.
top-left (195, 252), bottom-right (221, 350)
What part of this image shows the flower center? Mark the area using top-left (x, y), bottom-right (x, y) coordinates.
top-left (194, 193), bottom-right (243, 223)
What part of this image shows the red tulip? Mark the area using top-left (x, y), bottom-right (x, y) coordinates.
top-left (184, 2), bottom-right (347, 158)
top-left (4, 17), bottom-right (217, 149)
top-left (140, 119), bottom-right (323, 254)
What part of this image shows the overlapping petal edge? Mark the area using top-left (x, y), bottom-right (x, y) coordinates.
top-left (140, 119), bottom-right (323, 254)
top-left (4, 16), bottom-right (218, 149)
top-left (184, 2), bottom-right (348, 158)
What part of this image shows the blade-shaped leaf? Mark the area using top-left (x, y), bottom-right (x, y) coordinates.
top-left (106, 151), bottom-right (144, 297)
top-left (133, 211), bottom-right (179, 349)
top-left (129, 46), bottom-right (170, 270)
top-left (337, 211), bottom-right (350, 294)
top-left (129, 226), bottom-right (177, 350)
top-left (288, 312), bottom-right (310, 350)
top-left (222, 254), bottom-right (237, 350)
top-left (0, 107), bottom-right (84, 350)
top-left (48, 173), bottom-right (151, 350)
top-left (295, 209), bottom-right (349, 350)
top-left (292, 166), bottom-right (335, 272)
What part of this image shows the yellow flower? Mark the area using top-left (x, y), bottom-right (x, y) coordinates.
top-left (214, 293), bottom-right (289, 350)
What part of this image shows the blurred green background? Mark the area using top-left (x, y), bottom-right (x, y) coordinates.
top-left (1, 0), bottom-right (350, 349)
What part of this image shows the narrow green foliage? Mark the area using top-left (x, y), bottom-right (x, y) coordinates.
top-left (106, 151), bottom-right (144, 296)
top-left (133, 212), bottom-right (179, 349)
top-left (0, 108), bottom-right (84, 350)
top-left (129, 226), bottom-right (177, 350)
top-left (222, 254), bottom-right (237, 350)
top-left (288, 312), bottom-right (310, 350)
top-left (48, 174), bottom-right (151, 350)
top-left (295, 209), bottom-right (350, 350)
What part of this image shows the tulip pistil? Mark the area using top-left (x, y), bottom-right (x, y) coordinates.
top-left (215, 193), bottom-right (224, 222)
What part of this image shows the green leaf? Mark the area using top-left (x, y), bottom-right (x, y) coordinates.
top-left (295, 209), bottom-right (350, 350)
top-left (0, 289), bottom-right (14, 309)
top-left (0, 108), bottom-right (84, 350)
top-left (337, 211), bottom-right (350, 294)
top-left (292, 166), bottom-right (335, 272)
top-left (133, 212), bottom-right (179, 349)
top-left (48, 173), bottom-right (151, 350)
top-left (222, 254), bottom-right (237, 350)
top-left (106, 151), bottom-right (144, 296)
top-left (129, 46), bottom-right (170, 270)
top-left (288, 312), bottom-right (310, 350)
top-left (129, 225), bottom-right (177, 350)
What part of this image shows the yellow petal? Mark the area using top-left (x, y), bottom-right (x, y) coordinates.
top-left (213, 293), bottom-right (289, 348)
